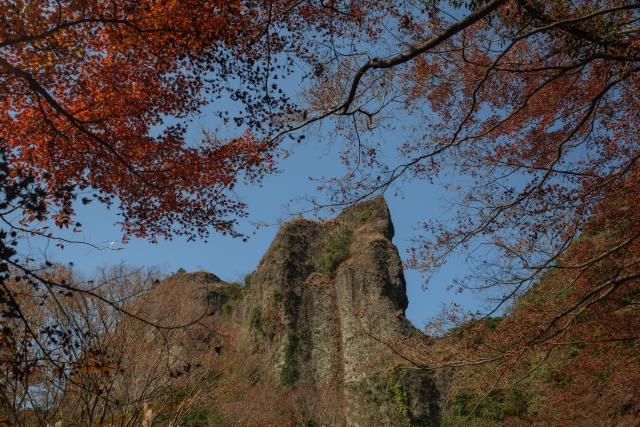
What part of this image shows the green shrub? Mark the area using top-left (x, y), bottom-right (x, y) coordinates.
top-left (484, 316), bottom-right (503, 331)
top-left (248, 304), bottom-right (279, 339)
top-left (355, 208), bottom-right (372, 223)
top-left (281, 333), bottom-right (300, 385)
top-left (503, 388), bottom-right (529, 417)
top-left (183, 408), bottom-right (209, 426)
top-left (271, 288), bottom-right (282, 304)
top-left (303, 418), bottom-right (319, 427)
top-left (249, 305), bottom-right (262, 331)
top-left (222, 284), bottom-right (244, 318)
top-left (176, 267), bottom-right (187, 274)
top-left (243, 271), bottom-right (255, 287)
top-left (448, 387), bottom-right (529, 422)
top-left (387, 366), bottom-right (411, 426)
top-left (315, 226), bottom-right (352, 274)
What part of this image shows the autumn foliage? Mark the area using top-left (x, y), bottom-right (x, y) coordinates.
top-left (0, 2), bottom-right (399, 422)
top-left (0, 0), bottom-right (279, 239)
top-left (2, 0), bottom-right (640, 424)
top-left (420, 171), bottom-right (640, 425)
top-left (294, 1), bottom-right (640, 422)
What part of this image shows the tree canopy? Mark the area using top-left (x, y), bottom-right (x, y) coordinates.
top-left (1, 0), bottom-right (640, 423)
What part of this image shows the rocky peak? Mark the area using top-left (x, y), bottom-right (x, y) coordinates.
top-left (231, 196), bottom-right (438, 426)
top-left (123, 197), bottom-right (439, 426)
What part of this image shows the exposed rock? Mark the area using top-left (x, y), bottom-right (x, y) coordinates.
top-left (124, 197), bottom-right (440, 426)
top-left (231, 196), bottom-right (440, 426)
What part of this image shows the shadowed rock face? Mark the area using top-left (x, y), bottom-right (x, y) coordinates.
top-left (232, 197), bottom-right (440, 426)
top-left (131, 197), bottom-right (440, 426)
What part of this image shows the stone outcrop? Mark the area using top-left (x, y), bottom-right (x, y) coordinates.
top-left (134, 197), bottom-right (440, 426)
top-left (230, 197), bottom-right (439, 426)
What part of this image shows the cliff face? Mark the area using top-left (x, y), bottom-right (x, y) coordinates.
top-left (130, 197), bottom-right (439, 426)
top-left (231, 197), bottom-right (439, 426)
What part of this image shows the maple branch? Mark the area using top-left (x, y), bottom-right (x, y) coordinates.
top-left (0, 17), bottom-right (132, 49)
top-left (517, 0), bottom-right (640, 51)
top-left (0, 56), bottom-right (143, 181)
top-left (340, 0), bottom-right (507, 114)
top-left (359, 326), bottom-right (506, 370)
top-left (529, 270), bottom-right (640, 346)
top-left (514, 3), bottom-right (640, 42)
top-left (0, 214), bottom-right (105, 251)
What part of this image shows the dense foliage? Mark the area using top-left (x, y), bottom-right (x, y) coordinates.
top-left (2, 0), bottom-right (640, 424)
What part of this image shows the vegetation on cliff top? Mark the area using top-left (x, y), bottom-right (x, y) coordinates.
top-left (315, 226), bottom-right (352, 275)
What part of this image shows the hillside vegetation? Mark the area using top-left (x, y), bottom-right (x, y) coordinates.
top-left (2, 193), bottom-right (639, 426)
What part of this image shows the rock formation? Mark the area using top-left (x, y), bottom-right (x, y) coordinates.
top-left (130, 197), bottom-right (440, 426)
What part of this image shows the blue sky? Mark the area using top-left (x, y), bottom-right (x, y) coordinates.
top-left (26, 118), bottom-right (486, 330)
top-left (20, 13), bottom-right (494, 329)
